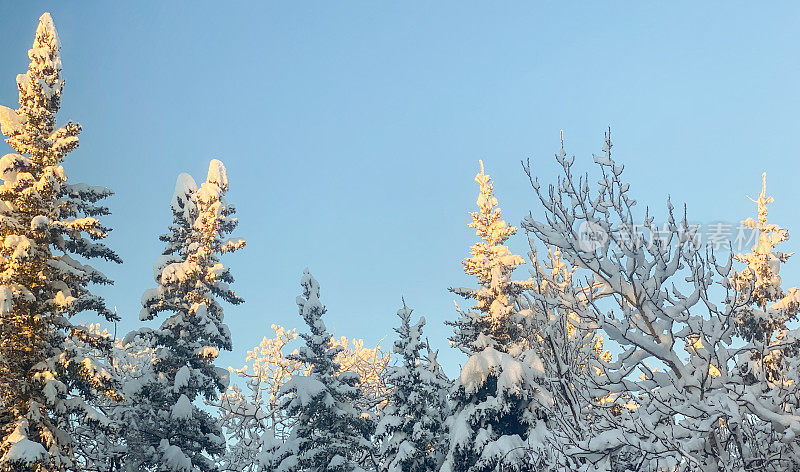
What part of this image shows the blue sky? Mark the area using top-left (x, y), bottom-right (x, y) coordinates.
top-left (1, 2), bottom-right (799, 376)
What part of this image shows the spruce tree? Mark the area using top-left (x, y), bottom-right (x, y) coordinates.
top-left (443, 162), bottom-right (546, 472)
top-left (0, 12), bottom-right (121, 471)
top-left (133, 160), bottom-right (244, 471)
top-left (725, 174), bottom-right (800, 469)
top-left (375, 301), bottom-right (449, 472)
top-left (272, 270), bottom-right (374, 472)
top-left (448, 161), bottom-right (532, 354)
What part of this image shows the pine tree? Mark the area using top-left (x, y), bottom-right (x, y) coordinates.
top-left (272, 270), bottom-right (374, 472)
top-left (726, 173), bottom-right (800, 469)
top-left (375, 301), bottom-right (449, 472)
top-left (733, 172), bottom-right (800, 372)
top-left (221, 324), bottom-right (391, 471)
top-left (448, 160), bottom-right (533, 354)
top-left (442, 162), bottom-right (545, 472)
top-left (132, 160), bottom-right (245, 471)
top-left (0, 13), bottom-right (122, 471)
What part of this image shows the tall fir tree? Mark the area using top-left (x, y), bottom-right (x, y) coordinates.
top-left (725, 174), bottom-right (800, 469)
top-left (270, 270), bottom-right (374, 472)
top-left (732, 173), bottom-right (800, 370)
top-left (375, 301), bottom-right (449, 472)
top-left (0, 13), bottom-right (122, 471)
top-left (443, 162), bottom-right (548, 472)
top-left (448, 161), bottom-right (533, 354)
top-left (132, 160), bottom-right (244, 471)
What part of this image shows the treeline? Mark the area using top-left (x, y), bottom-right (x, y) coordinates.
top-left (1, 13), bottom-right (799, 472)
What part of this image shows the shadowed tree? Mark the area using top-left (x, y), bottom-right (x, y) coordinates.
top-left (130, 160), bottom-right (244, 471)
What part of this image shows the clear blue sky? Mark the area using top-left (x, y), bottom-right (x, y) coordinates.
top-left (1, 2), bottom-right (799, 376)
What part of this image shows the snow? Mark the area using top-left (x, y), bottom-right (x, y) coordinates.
top-left (30, 215), bottom-right (48, 231)
top-left (280, 375), bottom-right (326, 406)
top-left (0, 106), bottom-right (25, 136)
top-left (171, 173), bottom-right (197, 214)
top-left (196, 345), bottom-right (219, 360)
top-left (772, 286), bottom-right (800, 311)
top-left (36, 13), bottom-right (60, 51)
top-left (0, 286), bottom-right (13, 316)
top-left (173, 366), bottom-right (190, 392)
top-left (459, 346), bottom-right (534, 394)
top-left (1, 421), bottom-right (47, 466)
top-left (2, 439), bottom-right (47, 466)
top-left (206, 159), bottom-right (228, 190)
top-left (161, 440), bottom-right (192, 472)
top-left (171, 394), bottom-right (193, 420)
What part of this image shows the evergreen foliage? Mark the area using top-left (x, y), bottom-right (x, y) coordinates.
top-left (0, 13), bottom-right (121, 471)
top-left (443, 162), bottom-right (545, 472)
top-left (270, 270), bottom-right (374, 472)
top-left (375, 301), bottom-right (449, 472)
top-left (132, 160), bottom-right (244, 471)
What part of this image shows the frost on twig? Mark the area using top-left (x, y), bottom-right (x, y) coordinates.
top-left (522, 132), bottom-right (800, 471)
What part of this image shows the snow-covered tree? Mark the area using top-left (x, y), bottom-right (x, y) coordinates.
top-left (220, 323), bottom-right (391, 471)
top-left (71, 330), bottom-right (155, 472)
top-left (131, 160), bottom-right (245, 471)
top-left (218, 325), bottom-right (301, 472)
top-left (732, 173), bottom-right (800, 381)
top-left (216, 384), bottom-right (268, 472)
top-left (724, 173), bottom-right (800, 471)
top-left (442, 162), bottom-right (548, 472)
top-left (0, 12), bottom-right (122, 471)
top-left (269, 270), bottom-right (374, 472)
top-left (448, 161), bottom-right (533, 354)
top-left (375, 301), bottom-right (449, 472)
top-left (520, 242), bottom-right (626, 471)
top-left (521, 131), bottom-right (800, 471)
top-left (329, 336), bottom-right (391, 414)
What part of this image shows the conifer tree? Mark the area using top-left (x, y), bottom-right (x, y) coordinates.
top-left (375, 301), bottom-right (449, 472)
top-left (448, 161), bottom-right (533, 354)
top-left (71, 330), bottom-right (154, 472)
top-left (220, 324), bottom-right (391, 471)
top-left (726, 174), bottom-right (800, 469)
top-left (0, 13), bottom-right (122, 471)
top-left (442, 162), bottom-right (546, 472)
top-left (733, 173), bottom-right (800, 376)
top-left (271, 270), bottom-right (374, 472)
top-left (132, 160), bottom-right (244, 471)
